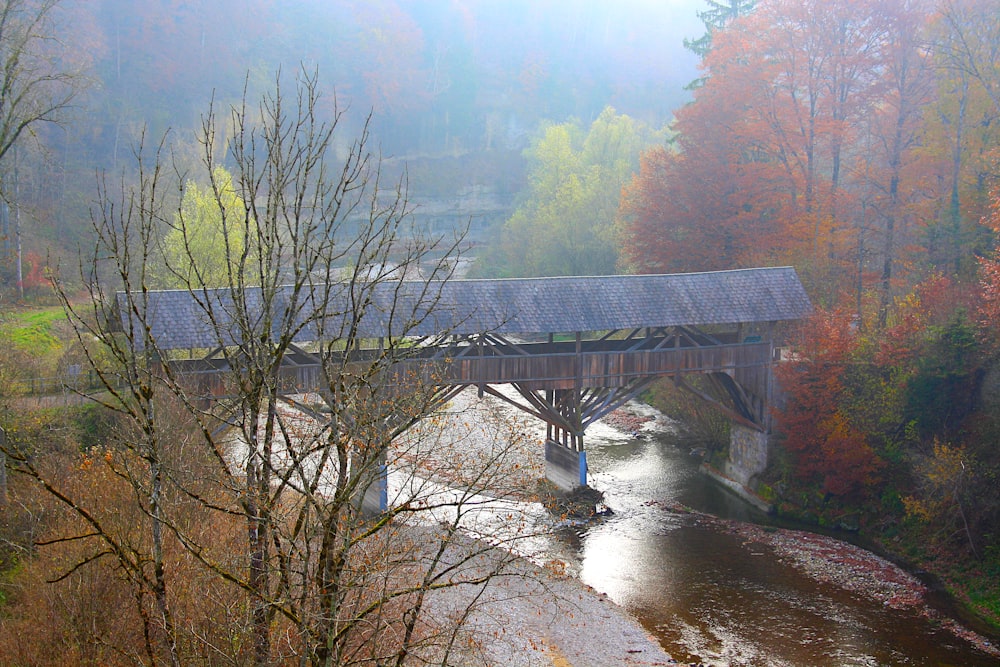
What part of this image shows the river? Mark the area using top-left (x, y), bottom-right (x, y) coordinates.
top-left (547, 416), bottom-right (999, 666)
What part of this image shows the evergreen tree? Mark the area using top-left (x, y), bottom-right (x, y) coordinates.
top-left (684, 0), bottom-right (758, 72)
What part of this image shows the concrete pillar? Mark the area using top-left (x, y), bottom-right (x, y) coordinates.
top-left (545, 440), bottom-right (587, 491)
top-left (356, 446), bottom-right (389, 515)
top-left (726, 424), bottom-right (769, 488)
top-left (359, 463), bottom-right (388, 515)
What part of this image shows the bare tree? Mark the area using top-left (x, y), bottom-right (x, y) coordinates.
top-left (925, 0), bottom-right (1000, 276)
top-left (936, 0), bottom-right (1000, 117)
top-left (17, 69), bottom-right (546, 666)
top-left (3, 135), bottom-right (186, 666)
top-left (0, 0), bottom-right (79, 298)
top-left (866, 1), bottom-right (935, 328)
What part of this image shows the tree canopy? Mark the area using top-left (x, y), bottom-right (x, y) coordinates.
top-left (156, 166), bottom-right (250, 288)
top-left (476, 107), bottom-right (666, 278)
top-left (620, 0), bottom-right (998, 312)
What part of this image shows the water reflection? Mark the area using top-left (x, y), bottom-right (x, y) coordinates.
top-left (559, 431), bottom-right (998, 666)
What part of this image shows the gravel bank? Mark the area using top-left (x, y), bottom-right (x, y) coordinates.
top-left (661, 502), bottom-right (1000, 660)
top-left (418, 391), bottom-right (677, 665)
top-left (424, 547), bottom-right (677, 667)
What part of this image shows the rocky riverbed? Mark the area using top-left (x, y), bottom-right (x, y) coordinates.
top-left (423, 394), bottom-right (1000, 664)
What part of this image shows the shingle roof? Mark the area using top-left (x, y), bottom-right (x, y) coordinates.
top-left (118, 267), bottom-right (812, 350)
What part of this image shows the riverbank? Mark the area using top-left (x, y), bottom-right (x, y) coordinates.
top-left (453, 555), bottom-right (679, 666)
top-left (598, 401), bottom-right (1000, 662)
top-left (442, 391), bottom-right (1000, 663)
top-left (649, 500), bottom-right (1000, 660)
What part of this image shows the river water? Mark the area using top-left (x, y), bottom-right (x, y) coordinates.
top-left (548, 420), bottom-right (999, 666)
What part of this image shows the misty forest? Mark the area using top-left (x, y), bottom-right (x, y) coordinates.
top-left (1, 0), bottom-right (1000, 665)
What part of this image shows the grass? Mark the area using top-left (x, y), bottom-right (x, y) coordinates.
top-left (944, 552), bottom-right (1000, 629)
top-left (0, 306), bottom-right (67, 362)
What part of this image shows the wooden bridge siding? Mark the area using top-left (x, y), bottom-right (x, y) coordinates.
top-left (270, 342), bottom-right (772, 392)
top-left (438, 342), bottom-right (771, 390)
top-left (733, 363), bottom-right (767, 402)
top-left (164, 342), bottom-right (773, 401)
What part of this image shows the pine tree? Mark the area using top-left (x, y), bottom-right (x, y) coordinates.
top-left (683, 0), bottom-right (758, 58)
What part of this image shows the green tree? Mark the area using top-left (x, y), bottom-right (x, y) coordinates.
top-left (156, 165), bottom-right (249, 288)
top-left (478, 107), bottom-right (663, 278)
top-left (903, 311), bottom-right (981, 437)
top-left (683, 0), bottom-right (757, 71)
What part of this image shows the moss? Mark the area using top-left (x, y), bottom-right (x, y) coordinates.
top-left (756, 483), bottom-right (777, 503)
top-left (1, 308), bottom-right (65, 353)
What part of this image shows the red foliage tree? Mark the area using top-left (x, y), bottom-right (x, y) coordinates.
top-left (979, 181), bottom-right (1000, 349)
top-left (19, 251), bottom-right (49, 292)
top-left (775, 308), bottom-right (884, 498)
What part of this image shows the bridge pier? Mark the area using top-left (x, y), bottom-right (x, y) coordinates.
top-left (699, 424), bottom-right (773, 512)
top-left (726, 424), bottom-right (769, 488)
top-left (355, 447), bottom-right (389, 515)
top-left (359, 462), bottom-right (389, 514)
top-left (544, 440), bottom-right (588, 491)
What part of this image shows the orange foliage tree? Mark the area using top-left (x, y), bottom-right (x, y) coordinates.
top-left (617, 87), bottom-right (779, 274)
top-left (619, 0), bottom-right (946, 312)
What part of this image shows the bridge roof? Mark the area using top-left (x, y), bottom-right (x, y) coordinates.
top-left (119, 267), bottom-right (812, 350)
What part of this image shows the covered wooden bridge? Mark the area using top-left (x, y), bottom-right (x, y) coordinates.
top-left (125, 267), bottom-right (811, 496)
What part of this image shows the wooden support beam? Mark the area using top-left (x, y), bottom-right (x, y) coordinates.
top-left (674, 375), bottom-right (765, 432)
top-left (480, 384), bottom-right (576, 434)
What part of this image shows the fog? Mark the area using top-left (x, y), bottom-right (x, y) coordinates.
top-left (83, 0), bottom-right (704, 158)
